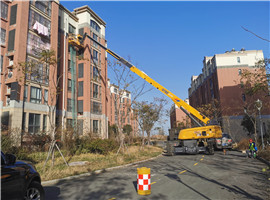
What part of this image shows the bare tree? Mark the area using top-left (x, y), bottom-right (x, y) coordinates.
top-left (17, 50), bottom-right (68, 168)
top-left (108, 59), bottom-right (152, 154)
top-left (241, 26), bottom-right (270, 43)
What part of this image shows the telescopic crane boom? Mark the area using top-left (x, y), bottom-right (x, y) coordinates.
top-left (70, 33), bottom-right (222, 155)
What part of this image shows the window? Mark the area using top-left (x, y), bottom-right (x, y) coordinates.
top-left (30, 86), bottom-right (41, 103)
top-left (93, 120), bottom-right (98, 133)
top-left (93, 33), bottom-right (98, 47)
top-left (90, 20), bottom-right (100, 33)
top-left (1, 2), bottom-right (8, 20)
top-left (78, 63), bottom-right (84, 78)
top-left (93, 49), bottom-right (98, 63)
top-left (0, 55), bottom-right (3, 73)
top-left (27, 32), bottom-right (50, 56)
top-left (68, 24), bottom-right (76, 34)
top-left (28, 10), bottom-right (51, 35)
top-left (93, 33), bottom-right (98, 41)
top-left (44, 89), bottom-right (48, 104)
top-left (10, 4), bottom-right (17, 25)
top-left (78, 100), bottom-right (83, 114)
top-left (79, 28), bottom-right (84, 36)
top-left (92, 101), bottom-right (101, 114)
top-left (35, 1), bottom-right (51, 17)
top-left (78, 81), bottom-right (83, 97)
top-left (237, 57), bottom-right (241, 63)
top-left (43, 115), bottom-right (47, 131)
top-left (1, 28), bottom-right (6, 45)
top-left (68, 79), bottom-right (72, 91)
top-left (28, 113), bottom-right (40, 134)
top-left (238, 69), bottom-right (242, 75)
top-left (8, 29), bottom-right (15, 51)
top-left (93, 84), bottom-right (98, 98)
top-left (26, 58), bottom-right (49, 84)
top-left (67, 98), bottom-right (72, 112)
top-left (114, 88), bottom-right (118, 93)
top-left (24, 85), bottom-right (28, 101)
top-left (93, 66), bottom-right (99, 80)
top-left (126, 93), bottom-right (129, 98)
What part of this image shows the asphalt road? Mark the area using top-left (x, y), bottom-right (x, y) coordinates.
top-left (43, 151), bottom-right (269, 200)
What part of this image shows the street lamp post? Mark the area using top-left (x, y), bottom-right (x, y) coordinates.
top-left (255, 99), bottom-right (264, 149)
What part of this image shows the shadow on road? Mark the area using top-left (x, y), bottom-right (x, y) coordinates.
top-left (44, 186), bottom-right (61, 200)
top-left (165, 173), bottom-right (211, 200)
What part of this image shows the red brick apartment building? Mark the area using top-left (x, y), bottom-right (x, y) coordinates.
top-left (107, 81), bottom-right (139, 137)
top-left (0, 0), bottom-right (138, 141)
top-left (170, 99), bottom-right (190, 129)
top-left (169, 99), bottom-right (191, 140)
top-left (188, 49), bottom-right (270, 141)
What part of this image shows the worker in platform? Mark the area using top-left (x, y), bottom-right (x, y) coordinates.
top-left (246, 139), bottom-right (257, 158)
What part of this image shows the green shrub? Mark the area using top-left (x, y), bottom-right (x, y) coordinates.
top-left (83, 138), bottom-right (118, 155)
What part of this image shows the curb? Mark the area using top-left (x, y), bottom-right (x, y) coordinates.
top-left (238, 149), bottom-right (270, 167)
top-left (42, 153), bottom-right (163, 186)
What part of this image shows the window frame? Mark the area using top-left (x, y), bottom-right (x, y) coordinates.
top-left (1, 28), bottom-right (6, 45)
top-left (1, 2), bottom-right (8, 20)
top-left (93, 120), bottom-right (98, 133)
top-left (93, 83), bottom-right (98, 98)
top-left (28, 113), bottom-right (41, 134)
top-left (30, 86), bottom-right (42, 104)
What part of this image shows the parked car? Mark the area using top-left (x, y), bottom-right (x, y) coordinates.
top-left (1, 151), bottom-right (44, 200)
top-left (215, 133), bottom-right (233, 150)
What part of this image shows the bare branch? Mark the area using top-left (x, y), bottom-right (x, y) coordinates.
top-left (241, 26), bottom-right (270, 42)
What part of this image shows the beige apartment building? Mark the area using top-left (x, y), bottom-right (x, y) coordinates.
top-left (188, 49), bottom-right (270, 141)
top-left (0, 1), bottom-right (137, 141)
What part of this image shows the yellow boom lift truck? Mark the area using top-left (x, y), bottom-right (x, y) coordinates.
top-left (68, 33), bottom-right (222, 155)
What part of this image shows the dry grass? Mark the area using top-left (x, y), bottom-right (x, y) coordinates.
top-left (258, 146), bottom-right (270, 161)
top-left (236, 138), bottom-right (250, 150)
top-left (33, 145), bottom-right (162, 181)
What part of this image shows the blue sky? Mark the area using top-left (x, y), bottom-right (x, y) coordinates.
top-left (62, 1), bottom-right (269, 132)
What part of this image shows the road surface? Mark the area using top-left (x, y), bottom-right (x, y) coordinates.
top-left (43, 151), bottom-right (269, 200)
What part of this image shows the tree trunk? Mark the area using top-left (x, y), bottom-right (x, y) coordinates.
top-left (147, 131), bottom-right (150, 147)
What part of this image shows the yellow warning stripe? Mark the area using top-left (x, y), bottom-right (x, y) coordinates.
top-left (179, 170), bottom-right (187, 174)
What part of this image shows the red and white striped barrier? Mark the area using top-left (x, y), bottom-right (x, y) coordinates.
top-left (137, 167), bottom-right (151, 195)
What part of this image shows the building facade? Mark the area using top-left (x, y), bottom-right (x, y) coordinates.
top-left (188, 49), bottom-right (270, 141)
top-left (57, 5), bottom-right (108, 138)
top-left (170, 99), bottom-right (190, 129)
top-left (1, 0), bottom-right (59, 143)
top-left (0, 1), bottom-right (137, 141)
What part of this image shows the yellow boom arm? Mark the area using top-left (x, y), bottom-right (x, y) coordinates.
top-left (82, 34), bottom-right (211, 125)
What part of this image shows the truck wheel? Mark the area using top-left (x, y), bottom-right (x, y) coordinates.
top-left (207, 144), bottom-right (214, 155)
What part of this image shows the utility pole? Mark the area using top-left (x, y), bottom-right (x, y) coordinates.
top-left (255, 99), bottom-right (264, 149)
